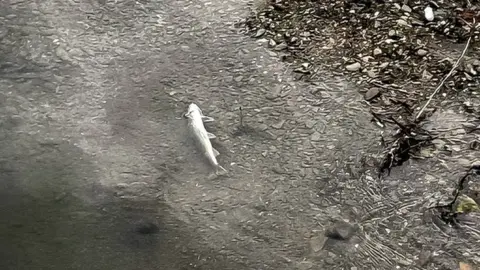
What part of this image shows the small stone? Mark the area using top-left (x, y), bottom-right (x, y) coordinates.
top-left (365, 88), bottom-right (380, 101)
top-left (311, 132), bottom-right (321, 141)
top-left (346, 62), bottom-right (361, 71)
top-left (396, 19), bottom-right (410, 27)
top-left (373, 48), bottom-right (382, 56)
top-left (274, 43), bottom-right (287, 51)
top-left (55, 47), bottom-right (70, 61)
top-left (325, 220), bottom-right (356, 240)
top-left (379, 62), bottom-right (389, 69)
top-left (401, 4), bottom-right (412, 13)
top-left (361, 56), bottom-right (373, 63)
top-left (305, 120), bottom-right (316, 128)
top-left (432, 139), bottom-right (446, 150)
top-left (68, 48), bottom-right (84, 57)
top-left (134, 221), bottom-right (159, 234)
top-left (367, 70), bottom-right (377, 78)
top-left (310, 235), bottom-right (327, 252)
top-left (397, 259), bottom-right (412, 266)
top-left (417, 49), bottom-right (428, 56)
top-left (424, 7), bottom-right (434, 21)
top-left (388, 29), bottom-right (396, 36)
top-left (272, 119), bottom-right (286, 129)
top-left (254, 28), bottom-right (266, 37)
top-left (268, 39), bottom-right (276, 47)
top-left (257, 123), bottom-right (268, 131)
top-left (417, 251), bottom-right (432, 267)
top-left (422, 70), bottom-right (433, 80)
top-left (469, 140), bottom-right (480, 150)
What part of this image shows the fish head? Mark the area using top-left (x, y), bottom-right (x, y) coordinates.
top-left (183, 103), bottom-right (203, 119)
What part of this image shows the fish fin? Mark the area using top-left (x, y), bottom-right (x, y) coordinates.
top-left (215, 165), bottom-right (228, 175)
top-left (207, 132), bottom-right (217, 139)
top-left (202, 116), bottom-right (215, 123)
top-left (212, 148), bottom-right (220, 157)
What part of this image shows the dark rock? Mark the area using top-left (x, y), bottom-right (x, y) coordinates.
top-left (469, 140), bottom-right (480, 151)
top-left (325, 220), bottom-right (356, 240)
top-left (135, 221), bottom-right (160, 235)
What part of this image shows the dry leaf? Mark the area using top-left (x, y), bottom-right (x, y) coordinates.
top-left (459, 262), bottom-right (473, 270)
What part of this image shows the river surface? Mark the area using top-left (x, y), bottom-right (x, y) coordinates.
top-left (1, 0), bottom-right (479, 269)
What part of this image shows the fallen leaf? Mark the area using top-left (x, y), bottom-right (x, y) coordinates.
top-left (459, 262), bottom-right (473, 270)
top-left (455, 195), bottom-right (479, 214)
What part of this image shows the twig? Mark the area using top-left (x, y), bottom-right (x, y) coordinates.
top-left (415, 29), bottom-right (474, 121)
top-left (239, 106), bottom-right (244, 127)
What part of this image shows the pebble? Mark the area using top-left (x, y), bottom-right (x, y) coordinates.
top-left (272, 119), bottom-right (286, 129)
top-left (274, 43), bottom-right (287, 51)
top-left (424, 7), bottom-right (434, 21)
top-left (311, 132), bottom-right (322, 141)
top-left (310, 235), bottom-right (327, 252)
top-left (367, 70), bottom-right (377, 78)
top-left (305, 120), bottom-right (316, 128)
top-left (401, 4), bottom-right (412, 13)
top-left (373, 48), bottom-right (382, 56)
top-left (346, 62), bottom-right (361, 71)
top-left (417, 49), bottom-right (428, 56)
top-left (396, 19), bottom-right (410, 27)
top-left (365, 88), bottom-right (380, 101)
top-left (254, 28), bottom-right (266, 37)
top-left (422, 70), bottom-right (433, 80)
top-left (325, 220), bottom-right (356, 240)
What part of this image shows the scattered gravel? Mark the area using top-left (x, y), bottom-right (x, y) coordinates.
top-left (244, 0), bottom-right (480, 115)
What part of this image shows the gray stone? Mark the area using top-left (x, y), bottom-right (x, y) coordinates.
top-left (325, 220), bottom-right (356, 240)
top-left (274, 43), bottom-right (287, 51)
top-left (311, 132), bottom-right (321, 141)
top-left (396, 19), bottom-right (410, 27)
top-left (373, 47), bottom-right (382, 56)
top-left (254, 28), bottom-right (266, 37)
top-left (365, 88), bottom-right (380, 101)
top-left (272, 119), bottom-right (286, 129)
top-left (401, 4), bottom-right (412, 13)
top-left (417, 49), bottom-right (428, 56)
top-left (346, 62), bottom-right (361, 71)
top-left (310, 235), bottom-right (327, 252)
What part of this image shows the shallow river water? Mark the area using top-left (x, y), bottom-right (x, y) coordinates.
top-left (1, 0), bottom-right (479, 269)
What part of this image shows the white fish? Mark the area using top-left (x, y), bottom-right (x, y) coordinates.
top-left (424, 6), bottom-right (434, 22)
top-left (184, 103), bottom-right (227, 175)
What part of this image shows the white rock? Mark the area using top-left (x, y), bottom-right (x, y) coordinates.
top-left (373, 48), bottom-right (382, 56)
top-left (417, 49), bottom-right (428, 56)
top-left (424, 7), bottom-right (434, 21)
top-left (346, 62), bottom-right (361, 71)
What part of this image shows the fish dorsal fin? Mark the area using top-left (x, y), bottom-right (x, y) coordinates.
top-left (207, 132), bottom-right (216, 139)
top-left (212, 148), bottom-right (220, 157)
top-left (202, 116), bottom-right (215, 123)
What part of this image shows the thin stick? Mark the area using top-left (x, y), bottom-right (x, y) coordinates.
top-left (239, 106), bottom-right (244, 127)
top-left (415, 35), bottom-right (473, 121)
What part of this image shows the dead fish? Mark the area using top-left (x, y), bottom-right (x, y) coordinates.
top-left (184, 103), bottom-right (227, 176)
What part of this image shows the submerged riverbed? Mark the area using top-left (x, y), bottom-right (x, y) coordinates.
top-left (1, 0), bottom-right (479, 269)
